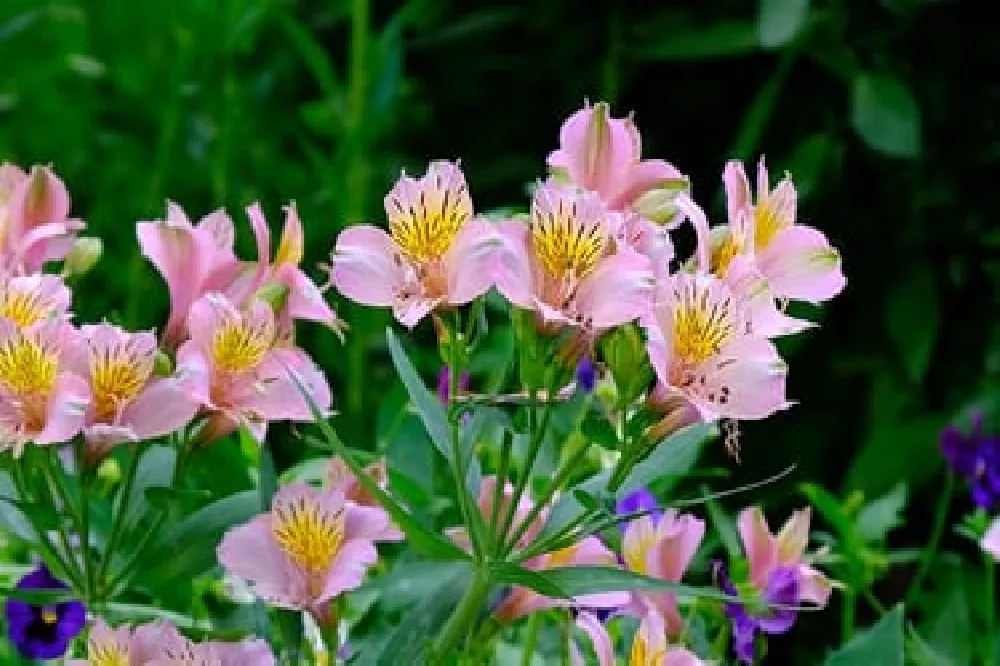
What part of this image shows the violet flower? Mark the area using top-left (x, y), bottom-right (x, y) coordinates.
top-left (4, 564), bottom-right (85, 660)
top-left (940, 413), bottom-right (1000, 510)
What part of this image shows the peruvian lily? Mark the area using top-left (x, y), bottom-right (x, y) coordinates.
top-left (574, 609), bottom-right (706, 666)
top-left (69, 324), bottom-right (202, 460)
top-left (0, 319), bottom-right (89, 456)
top-left (0, 273), bottom-right (71, 329)
top-left (137, 202), bottom-right (241, 348)
top-left (326, 456), bottom-right (402, 541)
top-left (234, 202), bottom-right (344, 337)
top-left (495, 179), bottom-right (653, 333)
top-left (218, 482), bottom-right (401, 616)
top-left (149, 622), bottom-right (276, 666)
top-left (622, 510), bottom-right (705, 636)
top-left (67, 619), bottom-right (166, 666)
top-left (716, 157), bottom-right (845, 305)
top-left (643, 272), bottom-right (788, 423)
top-left (982, 516), bottom-right (1000, 561)
top-left (176, 293), bottom-right (331, 442)
top-left (0, 163), bottom-right (85, 274)
top-left (331, 160), bottom-right (497, 327)
top-left (738, 506), bottom-right (833, 607)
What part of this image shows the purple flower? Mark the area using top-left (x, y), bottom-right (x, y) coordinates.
top-left (4, 564), bottom-right (86, 660)
top-left (615, 488), bottom-right (662, 533)
top-left (940, 413), bottom-right (1000, 510)
top-left (438, 365), bottom-right (470, 405)
top-left (714, 561), bottom-right (801, 665)
top-left (575, 357), bottom-right (596, 393)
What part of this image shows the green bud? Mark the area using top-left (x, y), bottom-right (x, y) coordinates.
top-left (153, 350), bottom-right (174, 377)
top-left (254, 281), bottom-right (289, 312)
top-left (632, 178), bottom-right (690, 226)
top-left (61, 237), bottom-right (103, 279)
top-left (600, 324), bottom-right (651, 407)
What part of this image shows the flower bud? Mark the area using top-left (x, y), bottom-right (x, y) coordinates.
top-left (600, 324), bottom-right (651, 407)
top-left (253, 281), bottom-right (289, 313)
top-left (154, 350), bottom-right (174, 377)
top-left (61, 237), bottom-right (102, 279)
top-left (632, 177), bottom-right (690, 226)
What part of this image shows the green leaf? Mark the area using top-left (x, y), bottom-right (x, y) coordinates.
top-left (917, 559), bottom-right (971, 665)
top-left (386, 327), bottom-right (452, 462)
top-left (705, 493), bottom-right (742, 558)
top-left (825, 603), bottom-right (905, 666)
top-left (619, 423), bottom-right (716, 496)
top-left (757, 0), bottom-right (810, 48)
top-left (0, 470), bottom-right (36, 542)
top-left (850, 74), bottom-right (921, 158)
top-left (538, 566), bottom-right (746, 604)
top-left (119, 445), bottom-right (176, 533)
top-left (847, 414), bottom-right (947, 495)
top-left (884, 266), bottom-right (938, 384)
top-left (258, 442), bottom-right (279, 511)
top-left (637, 21), bottom-right (758, 61)
top-left (489, 562), bottom-right (568, 599)
top-left (855, 483), bottom-right (907, 542)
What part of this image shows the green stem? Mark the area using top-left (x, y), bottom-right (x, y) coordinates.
top-left (841, 590), bottom-right (856, 642)
top-left (488, 433), bottom-right (512, 552)
top-left (906, 472), bottom-right (954, 605)
top-left (521, 613), bottom-right (542, 666)
top-left (96, 441), bottom-right (146, 598)
top-left (73, 441), bottom-right (94, 601)
top-left (985, 555), bottom-right (996, 666)
top-left (431, 569), bottom-right (492, 661)
top-left (559, 610), bottom-right (571, 666)
top-left (513, 509), bottom-right (597, 564)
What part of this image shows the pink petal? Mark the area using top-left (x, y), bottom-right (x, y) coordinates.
top-left (35, 373), bottom-right (90, 445)
top-left (547, 102), bottom-right (639, 198)
top-left (218, 516), bottom-right (299, 609)
top-left (575, 249), bottom-right (653, 329)
top-left (610, 158), bottom-right (685, 210)
top-left (275, 204), bottom-right (304, 267)
top-left (493, 221), bottom-right (536, 309)
top-left (174, 342), bottom-right (213, 408)
top-left (344, 503), bottom-right (403, 542)
top-left (494, 586), bottom-right (547, 623)
top-left (575, 612), bottom-right (615, 666)
top-left (674, 194), bottom-right (711, 273)
top-left (444, 218), bottom-right (498, 304)
top-left (654, 510), bottom-right (705, 582)
top-left (278, 265), bottom-right (343, 333)
top-left (243, 202), bottom-right (273, 295)
top-left (689, 336), bottom-right (789, 421)
top-left (242, 348), bottom-right (331, 422)
top-left (776, 508), bottom-right (811, 565)
top-left (12, 165), bottom-right (70, 228)
top-left (983, 517), bottom-right (1000, 561)
top-left (664, 648), bottom-right (708, 666)
top-left (798, 563), bottom-right (833, 607)
top-left (724, 160), bottom-right (752, 228)
top-left (758, 225), bottom-right (846, 303)
top-left (724, 256), bottom-right (813, 338)
top-left (738, 507), bottom-right (777, 588)
top-left (121, 377), bottom-right (201, 441)
top-left (331, 225), bottom-right (406, 308)
top-left (320, 539), bottom-right (379, 603)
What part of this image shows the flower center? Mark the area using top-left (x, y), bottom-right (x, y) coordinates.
top-left (753, 200), bottom-right (787, 250)
top-left (671, 289), bottom-right (736, 365)
top-left (531, 200), bottom-right (607, 281)
top-left (388, 185), bottom-right (470, 263)
top-left (272, 496), bottom-right (346, 574)
top-left (212, 320), bottom-right (273, 374)
top-left (90, 352), bottom-right (150, 423)
top-left (711, 234), bottom-right (743, 276)
top-left (629, 633), bottom-right (666, 666)
top-left (624, 531), bottom-right (655, 575)
top-left (0, 286), bottom-right (56, 328)
top-left (88, 641), bottom-right (130, 666)
top-left (0, 334), bottom-right (57, 396)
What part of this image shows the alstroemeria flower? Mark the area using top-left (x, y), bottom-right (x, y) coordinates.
top-left (738, 507), bottom-right (832, 607)
top-left (0, 273), bottom-right (71, 329)
top-left (234, 203), bottom-right (344, 337)
top-left (218, 482), bottom-right (400, 615)
top-left (66, 618), bottom-right (166, 666)
top-left (643, 272), bottom-right (788, 423)
top-left (0, 163), bottom-right (85, 274)
top-left (495, 180), bottom-right (652, 333)
top-left (146, 622), bottom-right (276, 666)
top-left (715, 158), bottom-right (845, 305)
top-left (622, 510), bottom-right (705, 636)
top-left (70, 324), bottom-right (201, 458)
top-left (331, 161), bottom-right (497, 327)
top-left (574, 609), bottom-right (706, 666)
top-left (0, 320), bottom-right (89, 455)
top-left (176, 293), bottom-right (331, 442)
top-left (325, 456), bottom-right (402, 541)
top-left (982, 516), bottom-right (1000, 561)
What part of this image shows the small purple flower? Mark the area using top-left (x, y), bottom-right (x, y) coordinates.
top-left (575, 357), bottom-right (596, 393)
top-left (714, 560), bottom-right (801, 665)
top-left (940, 413), bottom-right (1000, 510)
top-left (4, 564), bottom-right (86, 660)
top-left (438, 365), bottom-right (470, 405)
top-left (615, 488), bottom-right (662, 532)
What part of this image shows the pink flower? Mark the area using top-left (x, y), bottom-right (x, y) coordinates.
top-left (326, 456), bottom-right (401, 541)
top-left (0, 163), bottom-right (85, 274)
top-left (234, 203), bottom-right (344, 338)
top-left (218, 482), bottom-right (399, 615)
top-left (69, 324), bottom-right (202, 458)
top-left (643, 272), bottom-right (788, 423)
top-left (176, 293), bottom-right (331, 442)
top-left (738, 506), bottom-right (833, 607)
top-left (331, 161), bottom-right (497, 327)
top-left (495, 179), bottom-right (653, 333)
top-left (574, 609), bottom-right (706, 666)
top-left (622, 510), bottom-right (705, 636)
top-left (717, 158), bottom-right (845, 305)
top-left (0, 319), bottom-right (89, 455)
top-left (982, 516), bottom-right (1000, 561)
top-left (137, 203), bottom-right (241, 348)
top-left (547, 102), bottom-right (685, 213)
top-left (446, 476), bottom-right (545, 554)
top-left (0, 273), bottom-right (71, 329)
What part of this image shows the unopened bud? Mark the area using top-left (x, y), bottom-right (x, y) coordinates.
top-left (154, 350), bottom-right (174, 377)
top-left (62, 237), bottom-right (102, 279)
top-left (632, 178), bottom-right (690, 226)
top-left (253, 281), bottom-right (289, 313)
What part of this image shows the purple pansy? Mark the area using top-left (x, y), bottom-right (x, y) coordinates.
top-left (575, 357), bottom-right (596, 393)
top-left (940, 412), bottom-right (1000, 510)
top-left (4, 564), bottom-right (86, 660)
top-left (715, 561), bottom-right (801, 665)
top-left (615, 487), bottom-right (663, 531)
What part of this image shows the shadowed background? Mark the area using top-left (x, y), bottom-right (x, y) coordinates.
top-left (1, 0), bottom-right (997, 661)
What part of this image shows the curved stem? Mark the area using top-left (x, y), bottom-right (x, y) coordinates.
top-left (906, 471), bottom-right (954, 605)
top-left (96, 441), bottom-right (147, 599)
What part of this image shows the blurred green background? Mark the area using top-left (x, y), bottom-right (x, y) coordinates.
top-left (2, 0), bottom-right (997, 661)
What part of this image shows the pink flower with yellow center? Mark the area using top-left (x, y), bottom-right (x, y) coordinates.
top-left (495, 179), bottom-right (653, 332)
top-left (713, 158), bottom-right (845, 306)
top-left (0, 273), bottom-right (71, 329)
top-left (218, 482), bottom-right (400, 615)
top-left (176, 293), bottom-right (331, 442)
top-left (67, 324), bottom-right (202, 458)
top-left (0, 319), bottom-right (89, 455)
top-left (643, 272), bottom-right (788, 423)
top-left (622, 510), bottom-right (705, 637)
top-left (574, 609), bottom-right (706, 666)
top-left (331, 161), bottom-right (497, 327)
top-left (738, 507), bottom-right (833, 608)
top-left (0, 163), bottom-right (85, 274)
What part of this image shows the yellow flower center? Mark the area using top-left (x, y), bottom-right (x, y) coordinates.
top-left (0, 335), bottom-right (57, 396)
top-left (624, 529), bottom-right (655, 575)
top-left (710, 234), bottom-right (742, 276)
top-left (88, 641), bottom-right (130, 666)
top-left (532, 201), bottom-right (606, 281)
top-left (388, 186), bottom-right (470, 263)
top-left (0, 286), bottom-right (55, 328)
top-left (41, 609), bottom-right (58, 625)
top-left (272, 496), bottom-right (346, 574)
top-left (90, 355), bottom-right (149, 423)
top-left (212, 320), bottom-right (273, 374)
top-left (672, 291), bottom-right (736, 365)
top-left (629, 634), bottom-right (666, 666)
top-left (753, 199), bottom-right (787, 250)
